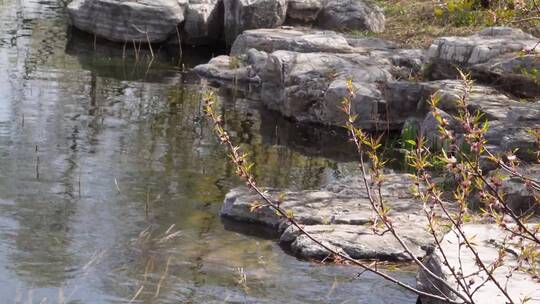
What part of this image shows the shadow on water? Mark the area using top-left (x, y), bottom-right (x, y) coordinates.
top-left (221, 217), bottom-right (281, 240)
top-left (65, 26), bottom-right (227, 82)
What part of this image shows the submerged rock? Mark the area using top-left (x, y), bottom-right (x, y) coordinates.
top-left (67, 0), bottom-right (187, 43)
top-left (221, 174), bottom-right (435, 261)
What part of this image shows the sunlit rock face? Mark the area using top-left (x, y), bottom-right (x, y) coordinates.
top-left (195, 28), bottom-right (426, 130)
top-left (67, 0), bottom-right (388, 46)
top-left (229, 28), bottom-right (355, 55)
top-left (221, 174), bottom-right (436, 261)
top-left (426, 27), bottom-right (540, 97)
top-left (317, 0), bottom-right (385, 33)
top-left (417, 224), bottom-right (540, 304)
top-left (223, 0), bottom-right (288, 45)
top-left (67, 0), bottom-right (187, 43)
top-left (182, 0), bottom-right (224, 45)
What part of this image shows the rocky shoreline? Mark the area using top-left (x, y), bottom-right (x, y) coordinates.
top-left (190, 24), bottom-right (540, 302)
top-left (66, 0), bottom-right (540, 302)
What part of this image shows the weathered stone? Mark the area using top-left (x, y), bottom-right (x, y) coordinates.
top-left (287, 0), bottom-right (323, 22)
top-left (194, 48), bottom-right (269, 85)
top-left (345, 36), bottom-right (397, 50)
top-left (258, 50), bottom-right (397, 128)
top-left (321, 80), bottom-right (384, 129)
top-left (220, 174), bottom-right (436, 261)
top-left (317, 0), bottom-right (385, 33)
top-left (230, 28), bottom-right (354, 56)
top-left (482, 164), bottom-right (540, 214)
top-left (193, 26), bottom-right (432, 130)
top-left (414, 80), bottom-right (525, 121)
top-left (281, 218), bottom-right (432, 261)
top-left (224, 0), bottom-right (288, 45)
top-left (427, 27), bottom-right (540, 82)
top-left (411, 80), bottom-right (540, 162)
top-left (193, 55), bottom-right (251, 83)
top-left (417, 224), bottom-right (540, 304)
top-left (497, 124), bottom-right (540, 162)
top-left (182, 0), bottom-right (223, 45)
top-left (473, 53), bottom-right (540, 98)
top-left (67, 0), bottom-right (187, 43)
top-left (420, 109), bottom-right (462, 149)
top-left (428, 27), bottom-right (537, 67)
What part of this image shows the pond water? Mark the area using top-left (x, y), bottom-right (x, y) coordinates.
top-left (0, 0), bottom-right (417, 303)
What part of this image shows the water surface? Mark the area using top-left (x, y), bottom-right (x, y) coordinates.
top-left (0, 1), bottom-right (417, 303)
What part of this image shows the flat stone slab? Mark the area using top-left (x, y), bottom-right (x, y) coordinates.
top-left (427, 27), bottom-right (538, 67)
top-left (221, 174), bottom-right (435, 261)
top-left (417, 224), bottom-right (540, 304)
top-left (230, 27), bottom-right (355, 55)
top-left (426, 27), bottom-right (540, 97)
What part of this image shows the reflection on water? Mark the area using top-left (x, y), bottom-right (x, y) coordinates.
top-left (0, 0), bottom-right (416, 303)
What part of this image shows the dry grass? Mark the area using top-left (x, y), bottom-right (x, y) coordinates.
top-left (348, 0), bottom-right (540, 48)
top-left (364, 0), bottom-right (481, 48)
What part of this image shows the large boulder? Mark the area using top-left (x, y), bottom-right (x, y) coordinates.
top-left (257, 47), bottom-right (429, 129)
top-left (195, 28), bottom-right (427, 130)
top-left (224, 0), bottom-right (288, 45)
top-left (411, 80), bottom-right (540, 162)
top-left (67, 0), bottom-right (187, 43)
top-left (221, 174), bottom-right (435, 261)
top-left (287, 0), bottom-right (324, 23)
top-left (182, 0), bottom-right (223, 45)
top-left (258, 50), bottom-right (394, 128)
top-left (281, 219), bottom-right (432, 261)
top-left (317, 0), bottom-right (385, 33)
top-left (417, 224), bottom-right (540, 304)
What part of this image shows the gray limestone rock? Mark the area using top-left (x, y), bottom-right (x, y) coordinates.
top-left (224, 0), bottom-right (288, 45)
top-left (417, 224), bottom-right (540, 304)
top-left (426, 27), bottom-right (540, 97)
top-left (230, 28), bottom-right (354, 55)
top-left (182, 0), bottom-right (223, 45)
top-left (287, 0), bottom-right (323, 22)
top-left (317, 0), bottom-right (385, 33)
top-left (220, 174), bottom-right (436, 261)
top-left (67, 0), bottom-right (187, 43)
